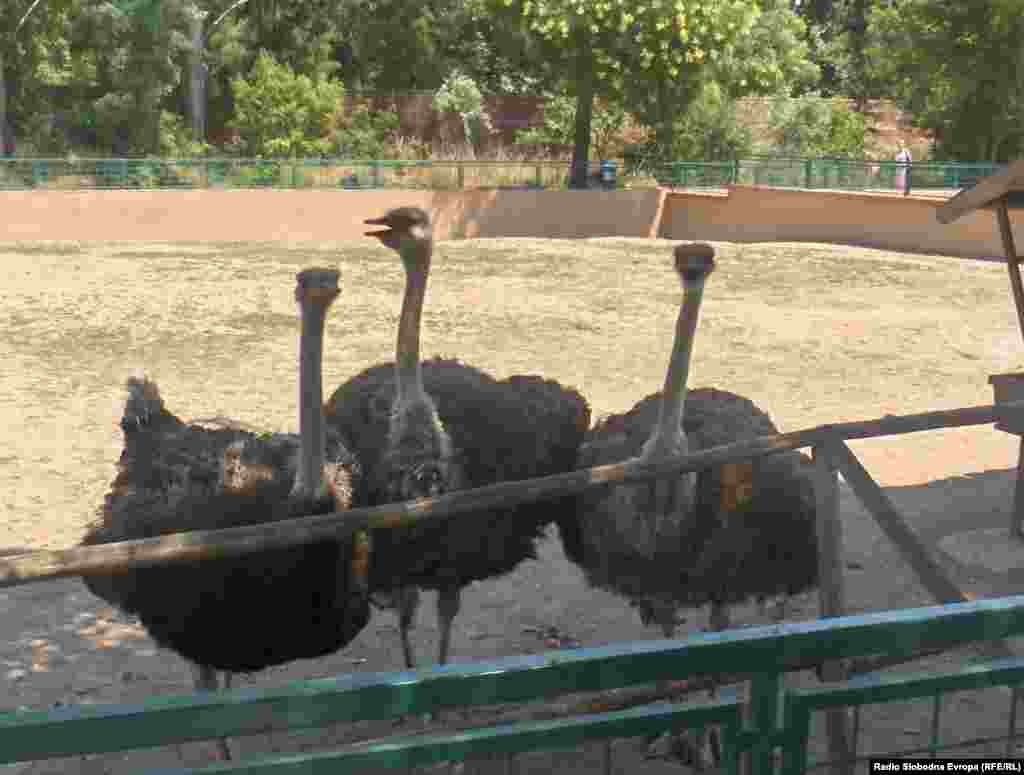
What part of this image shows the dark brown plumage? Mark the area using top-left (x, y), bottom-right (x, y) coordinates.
top-left (82, 269), bottom-right (370, 685)
top-left (556, 246), bottom-right (820, 636)
top-left (327, 206), bottom-right (590, 667)
top-left (561, 388), bottom-right (818, 620)
top-left (556, 245), bottom-right (820, 767)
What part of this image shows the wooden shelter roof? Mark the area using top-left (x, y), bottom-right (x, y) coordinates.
top-left (936, 159), bottom-right (1024, 224)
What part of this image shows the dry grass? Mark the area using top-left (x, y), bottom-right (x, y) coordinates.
top-left (0, 238), bottom-right (1019, 551)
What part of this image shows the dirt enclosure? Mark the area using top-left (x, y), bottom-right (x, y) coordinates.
top-left (1, 236), bottom-right (1024, 771)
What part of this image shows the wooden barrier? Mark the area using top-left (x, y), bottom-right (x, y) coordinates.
top-left (0, 400), bottom-right (1014, 772)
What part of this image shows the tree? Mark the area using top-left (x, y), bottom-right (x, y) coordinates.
top-left (867, 0), bottom-right (1024, 161)
top-left (1, 0), bottom-right (75, 155)
top-left (432, 71), bottom-right (493, 155)
top-left (495, 0), bottom-right (810, 186)
top-left (331, 0), bottom-right (466, 92)
top-left (230, 51), bottom-right (343, 157)
top-left (710, 0), bottom-right (818, 100)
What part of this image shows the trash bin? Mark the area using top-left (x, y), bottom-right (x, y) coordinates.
top-left (599, 160), bottom-right (616, 190)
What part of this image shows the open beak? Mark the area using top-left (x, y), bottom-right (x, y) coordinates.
top-left (364, 215), bottom-right (401, 249)
top-left (364, 214), bottom-right (392, 238)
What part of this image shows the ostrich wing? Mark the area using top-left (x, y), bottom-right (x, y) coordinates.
top-left (326, 358), bottom-right (589, 592)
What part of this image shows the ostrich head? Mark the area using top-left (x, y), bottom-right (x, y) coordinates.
top-left (365, 206), bottom-right (433, 260)
top-left (637, 243), bottom-right (715, 536)
top-left (366, 207), bottom-right (461, 503)
top-left (292, 267), bottom-right (341, 500)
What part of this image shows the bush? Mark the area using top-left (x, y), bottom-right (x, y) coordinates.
top-left (230, 52), bottom-right (344, 157)
top-left (158, 111), bottom-right (210, 157)
top-left (765, 94), bottom-right (867, 157)
top-left (672, 83), bottom-right (754, 161)
top-left (432, 72), bottom-right (493, 153)
top-left (93, 93), bottom-right (137, 155)
top-left (330, 105), bottom-right (399, 159)
top-left (515, 94), bottom-right (645, 160)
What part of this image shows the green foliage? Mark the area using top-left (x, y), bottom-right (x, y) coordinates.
top-left (230, 51), bottom-right (343, 157)
top-left (330, 105), bottom-right (399, 159)
top-left (515, 93), bottom-right (636, 159)
top-left (671, 82), bottom-right (753, 160)
top-left (867, 0), bottom-right (1024, 161)
top-left (765, 94), bottom-right (866, 157)
top-left (332, 0), bottom-right (466, 91)
top-left (158, 110), bottom-right (210, 157)
top-left (710, 0), bottom-right (820, 98)
top-left (92, 92), bottom-right (135, 152)
top-left (433, 71), bottom-right (493, 149)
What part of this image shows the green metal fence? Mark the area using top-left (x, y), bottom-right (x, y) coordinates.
top-left (0, 158), bottom-right (593, 191)
top-left (0, 156), bottom-right (1003, 193)
top-left (0, 595), bottom-right (1023, 772)
top-left (0, 402), bottom-right (1021, 772)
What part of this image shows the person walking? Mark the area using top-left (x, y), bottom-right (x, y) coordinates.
top-left (895, 140), bottom-right (912, 196)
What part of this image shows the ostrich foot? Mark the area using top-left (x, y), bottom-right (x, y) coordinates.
top-left (192, 665), bottom-right (233, 761)
top-left (646, 728), bottom-right (719, 769)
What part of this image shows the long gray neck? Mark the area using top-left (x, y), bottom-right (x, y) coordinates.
top-left (395, 246), bottom-right (431, 405)
top-left (293, 291), bottom-right (333, 498)
top-left (644, 281), bottom-right (706, 458)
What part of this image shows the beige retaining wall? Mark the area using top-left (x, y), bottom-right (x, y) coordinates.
top-left (0, 189), bottom-right (663, 242)
top-left (659, 186), bottom-right (1019, 260)
top-left (0, 185), bottom-right (1017, 259)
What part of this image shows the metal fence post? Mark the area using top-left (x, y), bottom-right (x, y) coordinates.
top-left (747, 672), bottom-right (781, 775)
top-left (458, 162), bottom-right (464, 190)
top-left (813, 442), bottom-right (854, 775)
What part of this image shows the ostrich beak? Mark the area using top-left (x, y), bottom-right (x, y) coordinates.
top-left (364, 214), bottom-right (402, 249)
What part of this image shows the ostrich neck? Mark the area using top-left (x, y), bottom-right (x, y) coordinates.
top-left (645, 282), bottom-right (706, 459)
top-left (293, 299), bottom-right (329, 498)
top-left (395, 248), bottom-right (431, 406)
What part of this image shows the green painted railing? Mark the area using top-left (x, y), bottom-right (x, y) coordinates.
top-left (0, 403), bottom-right (1020, 771)
top-left (0, 156), bottom-right (1003, 192)
top-left (1, 596), bottom-right (1023, 772)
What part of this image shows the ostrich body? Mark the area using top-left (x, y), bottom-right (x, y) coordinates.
top-left (558, 244), bottom-right (818, 633)
top-left (557, 245), bottom-right (819, 765)
top-left (326, 207), bottom-right (590, 668)
top-left (83, 269), bottom-right (370, 689)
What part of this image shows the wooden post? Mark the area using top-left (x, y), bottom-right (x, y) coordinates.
top-left (812, 442), bottom-right (853, 775)
top-left (996, 198), bottom-right (1024, 538)
top-left (831, 442), bottom-right (1015, 661)
top-left (995, 198), bottom-right (1024, 346)
top-left (1015, 437), bottom-right (1024, 540)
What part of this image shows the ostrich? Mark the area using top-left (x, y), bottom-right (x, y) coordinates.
top-left (326, 206), bottom-right (590, 669)
top-left (82, 269), bottom-right (371, 735)
top-left (556, 244), bottom-right (819, 764)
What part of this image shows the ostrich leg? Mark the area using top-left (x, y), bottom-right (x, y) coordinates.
top-left (396, 586), bottom-right (421, 669)
top-left (702, 602), bottom-right (730, 769)
top-left (192, 665), bottom-right (233, 761)
top-left (437, 586), bottom-right (462, 667)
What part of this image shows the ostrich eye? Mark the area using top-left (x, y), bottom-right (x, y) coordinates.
top-left (410, 465), bottom-right (445, 496)
top-left (416, 467), bottom-right (441, 487)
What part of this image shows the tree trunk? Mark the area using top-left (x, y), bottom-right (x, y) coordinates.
top-left (653, 78), bottom-right (675, 157)
top-left (188, 13), bottom-right (206, 144)
top-left (0, 48), bottom-right (8, 156)
top-left (568, 27), bottom-right (593, 189)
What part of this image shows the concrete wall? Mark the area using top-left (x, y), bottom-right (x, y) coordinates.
top-left (659, 186), bottom-right (1019, 260)
top-left (0, 189), bottom-right (664, 242)
top-left (0, 185), bottom-right (1017, 260)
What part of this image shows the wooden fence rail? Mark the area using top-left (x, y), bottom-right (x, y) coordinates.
top-left (0, 400), bottom-right (1017, 772)
top-left (0, 402), bottom-right (1005, 590)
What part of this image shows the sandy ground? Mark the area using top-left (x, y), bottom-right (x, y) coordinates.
top-left (1, 237), bottom-right (1023, 771)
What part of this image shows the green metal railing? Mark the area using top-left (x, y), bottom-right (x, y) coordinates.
top-left (0, 156), bottom-right (1003, 192)
top-left (0, 402), bottom-right (1020, 771)
top-left (0, 157), bottom-right (593, 191)
top-left (0, 596), bottom-right (1022, 772)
